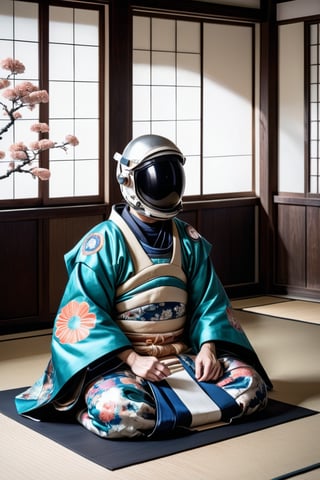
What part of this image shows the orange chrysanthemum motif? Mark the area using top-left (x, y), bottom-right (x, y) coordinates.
top-left (55, 300), bottom-right (96, 344)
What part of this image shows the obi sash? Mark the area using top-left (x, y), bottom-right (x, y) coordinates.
top-left (147, 355), bottom-right (242, 437)
top-left (110, 210), bottom-right (189, 357)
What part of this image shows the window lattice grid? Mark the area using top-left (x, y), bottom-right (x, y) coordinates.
top-left (0, 0), bottom-right (103, 205)
top-left (0, 0), bottom-right (40, 200)
top-left (132, 17), bottom-right (202, 196)
top-left (309, 23), bottom-right (320, 194)
top-left (48, 6), bottom-right (100, 199)
top-left (132, 15), bottom-right (254, 197)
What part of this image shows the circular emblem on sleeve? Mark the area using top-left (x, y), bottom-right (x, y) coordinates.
top-left (186, 224), bottom-right (200, 241)
top-left (82, 233), bottom-right (104, 256)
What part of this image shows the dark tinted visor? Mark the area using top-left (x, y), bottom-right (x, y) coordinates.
top-left (134, 155), bottom-right (185, 211)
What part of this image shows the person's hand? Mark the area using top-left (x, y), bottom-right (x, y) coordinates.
top-left (118, 349), bottom-right (171, 382)
top-left (195, 342), bottom-right (223, 382)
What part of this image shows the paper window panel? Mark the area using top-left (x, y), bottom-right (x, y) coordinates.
top-left (177, 53), bottom-right (201, 86)
top-left (133, 16), bottom-right (150, 50)
top-left (183, 155), bottom-right (201, 196)
top-left (74, 119), bottom-right (99, 160)
top-left (15, 41), bottom-right (39, 80)
top-left (133, 50), bottom-right (151, 85)
top-left (75, 82), bottom-right (99, 118)
top-left (203, 23), bottom-right (252, 159)
top-left (177, 121), bottom-right (201, 156)
top-left (133, 15), bottom-right (254, 196)
top-left (47, 119), bottom-right (75, 161)
top-left (310, 157), bottom-right (318, 175)
top-left (310, 176), bottom-right (318, 194)
top-left (0, 0), bottom-right (14, 39)
top-left (133, 86), bottom-right (151, 121)
top-left (177, 87), bottom-right (201, 120)
top-left (150, 121), bottom-right (176, 142)
top-left (0, 175), bottom-right (14, 199)
top-left (0, 40), bottom-right (14, 62)
top-left (152, 52), bottom-right (176, 85)
top-left (74, 120), bottom-right (98, 160)
top-left (49, 6), bottom-right (74, 43)
top-left (75, 45), bottom-right (99, 82)
top-left (14, 1), bottom-right (38, 42)
top-left (74, 9), bottom-right (99, 46)
top-left (177, 21), bottom-right (201, 53)
top-left (49, 82), bottom-right (74, 118)
top-left (0, 120), bottom-right (13, 149)
top-left (203, 156), bottom-right (252, 194)
top-left (309, 23), bottom-right (320, 193)
top-left (75, 159), bottom-right (99, 196)
top-left (152, 18), bottom-right (175, 51)
top-left (14, 119), bottom-right (39, 143)
top-left (132, 121), bottom-right (151, 138)
top-left (15, 170), bottom-right (38, 198)
top-left (49, 160), bottom-right (74, 197)
top-left (203, 84), bottom-right (252, 156)
top-left (49, 44), bottom-right (74, 81)
top-left (151, 86), bottom-right (176, 120)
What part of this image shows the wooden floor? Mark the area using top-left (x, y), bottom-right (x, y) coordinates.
top-left (1, 307), bottom-right (320, 480)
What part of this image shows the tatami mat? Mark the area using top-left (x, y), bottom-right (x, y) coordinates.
top-left (237, 299), bottom-right (320, 325)
top-left (231, 296), bottom-right (290, 310)
top-left (1, 310), bottom-right (319, 479)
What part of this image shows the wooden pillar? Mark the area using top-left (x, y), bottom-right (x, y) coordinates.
top-left (108, 0), bottom-right (132, 205)
top-left (259, 0), bottom-right (278, 292)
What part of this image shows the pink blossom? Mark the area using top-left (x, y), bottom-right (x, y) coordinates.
top-left (10, 142), bottom-right (28, 152)
top-left (8, 161), bottom-right (15, 170)
top-left (0, 79), bottom-right (10, 89)
top-left (30, 123), bottom-right (50, 133)
top-left (29, 141), bottom-right (40, 150)
top-left (9, 143), bottom-right (29, 160)
top-left (0, 58), bottom-right (25, 74)
top-left (28, 90), bottom-right (49, 104)
top-left (38, 139), bottom-right (55, 150)
top-left (2, 88), bottom-right (17, 101)
top-left (11, 150), bottom-right (28, 160)
top-left (31, 167), bottom-right (51, 181)
top-left (65, 135), bottom-right (79, 146)
top-left (13, 112), bottom-right (22, 119)
top-left (15, 81), bottom-right (38, 96)
top-left (0, 151), bottom-right (6, 160)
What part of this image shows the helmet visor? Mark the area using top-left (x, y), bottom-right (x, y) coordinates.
top-left (134, 155), bottom-right (185, 212)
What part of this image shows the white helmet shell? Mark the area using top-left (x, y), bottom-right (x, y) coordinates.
top-left (114, 134), bottom-right (186, 219)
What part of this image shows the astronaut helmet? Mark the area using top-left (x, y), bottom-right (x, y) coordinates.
top-left (114, 134), bottom-right (186, 220)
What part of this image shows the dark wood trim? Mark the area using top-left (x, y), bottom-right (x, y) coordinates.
top-left (131, 0), bottom-right (263, 22)
top-left (259, 0), bottom-right (278, 293)
top-left (108, 0), bottom-right (132, 205)
top-left (183, 196), bottom-right (259, 210)
top-left (274, 195), bottom-right (320, 207)
top-left (0, 203), bottom-right (110, 221)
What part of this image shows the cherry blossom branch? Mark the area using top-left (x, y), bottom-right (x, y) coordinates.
top-left (0, 57), bottom-right (79, 181)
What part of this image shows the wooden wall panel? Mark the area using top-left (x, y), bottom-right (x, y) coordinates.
top-left (0, 221), bottom-right (38, 320)
top-left (199, 205), bottom-right (256, 286)
top-left (306, 206), bottom-right (320, 290)
top-left (49, 215), bottom-right (105, 314)
top-left (276, 204), bottom-right (305, 287)
top-left (0, 201), bottom-right (260, 334)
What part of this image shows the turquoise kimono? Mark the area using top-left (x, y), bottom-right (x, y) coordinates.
top-left (15, 204), bottom-right (271, 419)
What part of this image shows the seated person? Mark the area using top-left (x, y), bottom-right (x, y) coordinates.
top-left (15, 134), bottom-right (272, 438)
